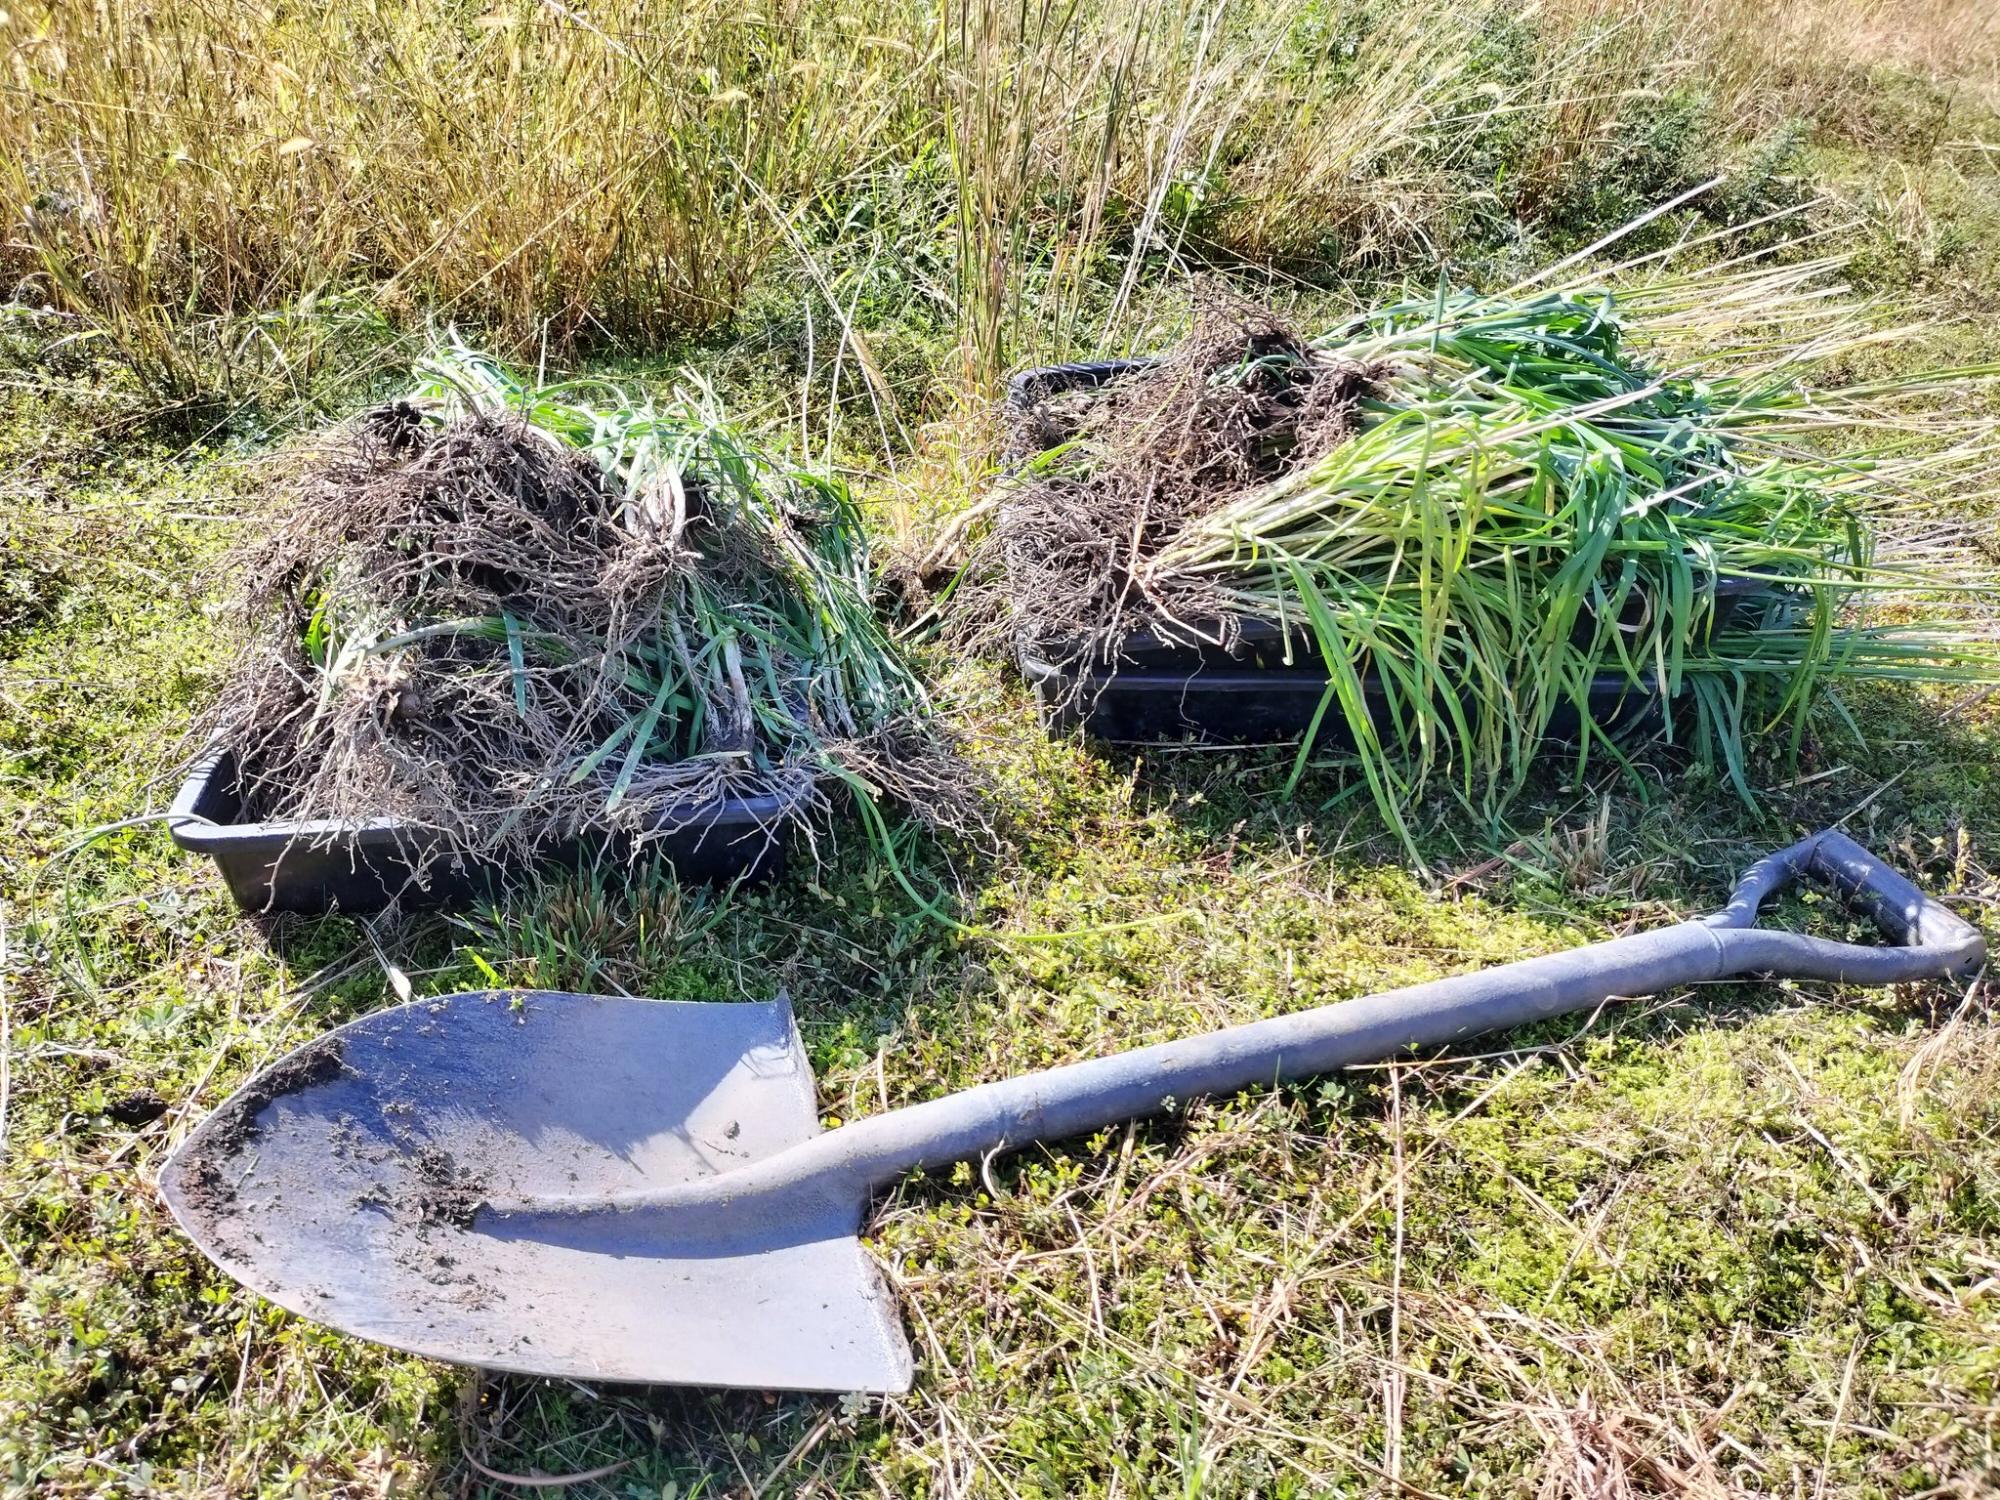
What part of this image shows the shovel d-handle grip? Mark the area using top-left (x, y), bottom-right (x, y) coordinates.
top-left (489, 830), bottom-right (1983, 1228)
top-left (1705, 829), bottom-right (1984, 979)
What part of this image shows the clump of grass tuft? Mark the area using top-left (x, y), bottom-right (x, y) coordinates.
top-left (206, 342), bottom-right (982, 879)
top-left (996, 270), bottom-right (2000, 846)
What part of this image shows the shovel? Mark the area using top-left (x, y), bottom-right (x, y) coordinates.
top-left (160, 830), bottom-right (1981, 1394)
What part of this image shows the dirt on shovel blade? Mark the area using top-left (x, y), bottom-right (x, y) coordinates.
top-left (171, 1030), bottom-right (494, 1290)
top-left (172, 1035), bottom-right (350, 1231)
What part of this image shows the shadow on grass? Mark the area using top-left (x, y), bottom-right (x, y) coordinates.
top-left (1119, 674), bottom-right (1998, 896)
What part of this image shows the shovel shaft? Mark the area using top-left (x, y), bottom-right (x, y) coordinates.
top-left (491, 830), bottom-right (1981, 1227)
top-left (815, 920), bottom-right (1725, 1192)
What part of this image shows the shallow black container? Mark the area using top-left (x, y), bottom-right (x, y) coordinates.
top-left (1005, 359), bottom-right (1771, 749)
top-left (1022, 649), bottom-right (1670, 749)
top-left (1017, 579), bottom-right (1769, 748)
top-left (169, 749), bottom-right (789, 916)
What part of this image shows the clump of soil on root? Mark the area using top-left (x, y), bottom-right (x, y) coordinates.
top-left (196, 371), bottom-right (986, 881)
top-left (984, 292), bottom-right (1377, 662)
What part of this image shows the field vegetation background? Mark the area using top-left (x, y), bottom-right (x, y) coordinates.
top-left (5, 0), bottom-right (2000, 1494)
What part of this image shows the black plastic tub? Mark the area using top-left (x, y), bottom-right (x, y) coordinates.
top-left (1023, 648), bottom-right (1662, 749)
top-left (1004, 356), bottom-right (1155, 417)
top-left (1016, 577), bottom-right (1771, 749)
top-left (169, 749), bottom-right (790, 916)
top-left (1004, 359), bottom-right (1773, 750)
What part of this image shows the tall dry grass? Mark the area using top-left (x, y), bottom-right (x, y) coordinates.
top-left (1533, 0), bottom-right (2000, 136)
top-left (2, 0), bottom-right (1994, 401)
top-left (1, 0), bottom-right (945, 394)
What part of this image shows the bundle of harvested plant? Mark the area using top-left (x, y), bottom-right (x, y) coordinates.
top-left (997, 283), bottom-right (2000, 835)
top-left (203, 346), bottom-right (974, 879)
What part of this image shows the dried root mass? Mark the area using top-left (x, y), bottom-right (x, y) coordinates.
top-left (995, 294), bottom-right (1377, 660)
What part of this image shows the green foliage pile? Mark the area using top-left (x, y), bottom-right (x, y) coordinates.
top-left (1004, 281), bottom-right (2000, 841)
top-left (209, 347), bottom-right (971, 872)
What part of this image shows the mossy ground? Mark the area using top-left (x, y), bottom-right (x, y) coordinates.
top-left (5, 63), bottom-right (2000, 1500)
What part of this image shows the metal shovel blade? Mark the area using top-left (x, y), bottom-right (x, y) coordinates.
top-left (158, 990), bottom-right (914, 1393)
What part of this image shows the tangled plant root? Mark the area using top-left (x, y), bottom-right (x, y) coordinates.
top-left (212, 412), bottom-right (763, 844)
top-left (988, 290), bottom-right (1377, 663)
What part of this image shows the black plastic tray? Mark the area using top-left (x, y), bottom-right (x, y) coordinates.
top-left (169, 750), bottom-right (789, 916)
top-left (1019, 649), bottom-right (1674, 749)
